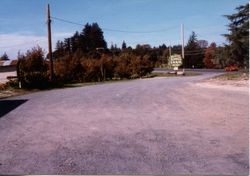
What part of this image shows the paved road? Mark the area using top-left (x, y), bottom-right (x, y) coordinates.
top-left (153, 68), bottom-right (225, 73)
top-left (0, 73), bottom-right (248, 174)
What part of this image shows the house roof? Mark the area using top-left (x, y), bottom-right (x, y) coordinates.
top-left (0, 60), bottom-right (17, 66)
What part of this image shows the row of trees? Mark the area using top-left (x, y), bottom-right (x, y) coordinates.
top-left (16, 46), bottom-right (154, 89)
top-left (13, 3), bottom-right (248, 89)
top-left (53, 23), bottom-right (107, 58)
top-left (54, 51), bottom-right (154, 83)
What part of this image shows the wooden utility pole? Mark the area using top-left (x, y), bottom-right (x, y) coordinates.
top-left (47, 4), bottom-right (54, 81)
top-left (181, 23), bottom-right (185, 71)
top-left (169, 43), bottom-right (171, 57)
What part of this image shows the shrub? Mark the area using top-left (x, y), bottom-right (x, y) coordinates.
top-left (0, 83), bottom-right (8, 90)
top-left (114, 53), bottom-right (133, 79)
top-left (6, 80), bottom-right (19, 89)
top-left (114, 53), bottom-right (153, 79)
top-left (140, 56), bottom-right (154, 76)
top-left (54, 54), bottom-right (86, 83)
top-left (17, 46), bottom-right (50, 89)
top-left (98, 54), bottom-right (115, 80)
top-left (82, 59), bottom-right (100, 82)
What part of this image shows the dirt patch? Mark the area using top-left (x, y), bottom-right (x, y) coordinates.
top-left (0, 88), bottom-right (26, 99)
top-left (196, 72), bottom-right (249, 92)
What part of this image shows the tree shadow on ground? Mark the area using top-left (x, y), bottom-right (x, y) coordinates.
top-left (0, 99), bottom-right (28, 118)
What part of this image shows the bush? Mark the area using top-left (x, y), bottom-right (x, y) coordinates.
top-left (17, 46), bottom-right (50, 89)
top-left (6, 80), bottom-right (19, 89)
top-left (114, 57), bottom-right (132, 79)
top-left (23, 72), bottom-right (50, 89)
top-left (114, 53), bottom-right (153, 79)
top-left (82, 59), bottom-right (100, 82)
top-left (55, 54), bottom-right (86, 83)
top-left (16, 45), bottom-right (155, 88)
top-left (99, 54), bottom-right (115, 80)
top-left (140, 56), bottom-right (154, 76)
top-left (0, 83), bottom-right (8, 90)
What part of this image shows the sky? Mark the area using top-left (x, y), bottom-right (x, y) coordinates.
top-left (0, 0), bottom-right (248, 59)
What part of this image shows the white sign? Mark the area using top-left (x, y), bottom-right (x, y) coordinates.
top-left (170, 54), bottom-right (182, 67)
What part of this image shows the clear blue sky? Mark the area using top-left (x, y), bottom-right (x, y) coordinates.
top-left (0, 0), bottom-right (248, 59)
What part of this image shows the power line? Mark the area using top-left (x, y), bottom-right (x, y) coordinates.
top-left (51, 16), bottom-right (84, 27)
top-left (48, 16), bottom-right (207, 56)
top-left (103, 26), bottom-right (179, 33)
top-left (51, 16), bottom-right (179, 34)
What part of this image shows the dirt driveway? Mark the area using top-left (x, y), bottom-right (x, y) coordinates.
top-left (0, 72), bottom-right (248, 174)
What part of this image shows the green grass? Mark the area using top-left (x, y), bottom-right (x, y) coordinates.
top-left (213, 72), bottom-right (249, 80)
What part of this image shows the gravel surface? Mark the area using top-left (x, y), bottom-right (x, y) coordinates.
top-left (0, 72), bottom-right (249, 175)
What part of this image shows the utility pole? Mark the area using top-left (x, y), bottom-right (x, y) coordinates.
top-left (181, 23), bottom-right (185, 71)
top-left (168, 43), bottom-right (171, 67)
top-left (169, 43), bottom-right (171, 57)
top-left (47, 4), bottom-right (54, 81)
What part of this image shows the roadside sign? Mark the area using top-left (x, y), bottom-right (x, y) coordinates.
top-left (170, 54), bottom-right (182, 68)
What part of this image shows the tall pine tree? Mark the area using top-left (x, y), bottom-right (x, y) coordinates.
top-left (224, 3), bottom-right (249, 67)
top-left (80, 23), bottom-right (107, 51)
top-left (122, 40), bottom-right (127, 50)
top-left (185, 31), bottom-right (204, 68)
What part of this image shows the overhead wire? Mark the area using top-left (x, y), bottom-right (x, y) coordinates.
top-left (51, 16), bottom-right (179, 34)
top-left (0, 16), bottom-right (207, 57)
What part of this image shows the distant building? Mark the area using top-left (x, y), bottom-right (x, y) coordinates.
top-left (0, 60), bottom-right (17, 72)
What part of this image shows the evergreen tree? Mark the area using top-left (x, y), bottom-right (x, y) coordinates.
top-left (185, 31), bottom-right (204, 68)
top-left (70, 31), bottom-right (80, 53)
top-left (110, 43), bottom-right (115, 50)
top-left (54, 40), bottom-right (64, 58)
top-left (159, 44), bottom-right (167, 49)
top-left (224, 3), bottom-right (249, 67)
top-left (0, 52), bottom-right (9, 60)
top-left (172, 45), bottom-right (182, 55)
top-left (122, 40), bottom-right (127, 50)
top-left (81, 23), bottom-right (107, 51)
top-left (63, 38), bottom-right (71, 53)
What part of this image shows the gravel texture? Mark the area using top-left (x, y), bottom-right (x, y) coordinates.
top-left (0, 72), bottom-right (249, 175)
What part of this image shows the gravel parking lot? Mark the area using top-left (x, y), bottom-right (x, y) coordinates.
top-left (0, 72), bottom-right (248, 174)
